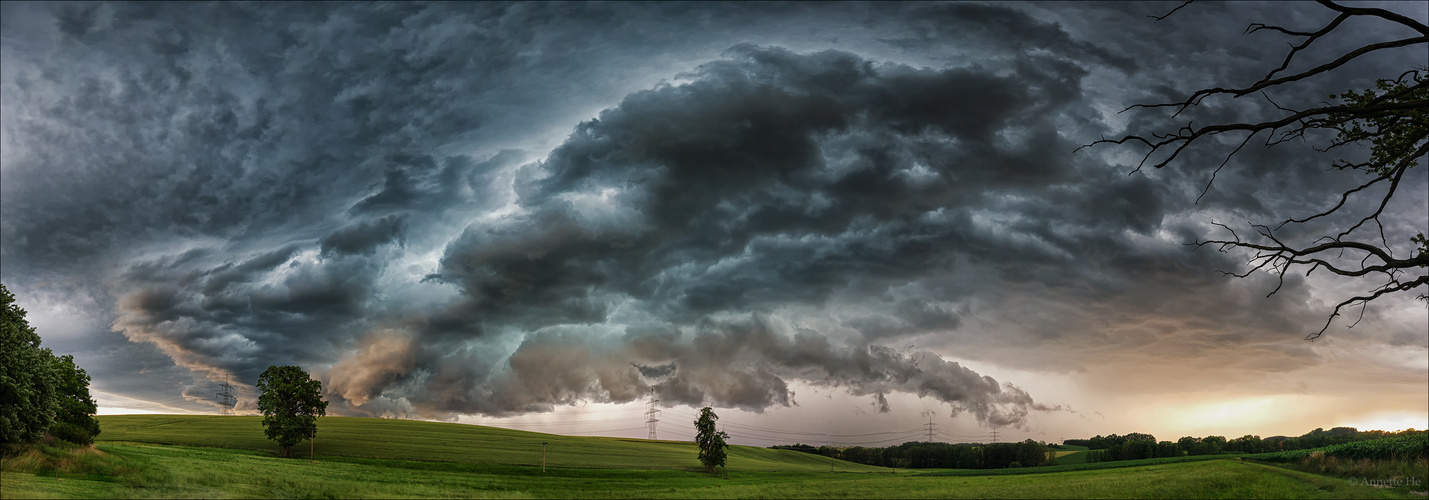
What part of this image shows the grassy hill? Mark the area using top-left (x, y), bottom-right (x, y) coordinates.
top-left (6, 440), bottom-right (1413, 499)
top-left (2, 415), bottom-right (1416, 498)
top-left (95, 414), bottom-right (886, 473)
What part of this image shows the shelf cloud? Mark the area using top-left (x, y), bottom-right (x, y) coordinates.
top-left (3, 2), bottom-right (1423, 435)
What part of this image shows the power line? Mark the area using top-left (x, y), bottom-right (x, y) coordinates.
top-left (482, 416), bottom-right (642, 427)
top-left (215, 376), bottom-right (236, 414)
top-left (644, 390), bottom-right (661, 440)
top-left (534, 404), bottom-right (1000, 447)
top-left (562, 426), bottom-right (651, 435)
top-left (716, 421), bottom-right (925, 438)
top-left (828, 431), bottom-right (931, 447)
top-left (937, 430), bottom-right (997, 440)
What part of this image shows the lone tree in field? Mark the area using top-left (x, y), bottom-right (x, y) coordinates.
top-left (694, 406), bottom-right (729, 472)
top-left (256, 365), bottom-right (328, 457)
top-left (1083, 0), bottom-right (1427, 339)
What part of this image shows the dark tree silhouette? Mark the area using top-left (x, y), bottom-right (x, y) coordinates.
top-left (1082, 0), bottom-right (1428, 339)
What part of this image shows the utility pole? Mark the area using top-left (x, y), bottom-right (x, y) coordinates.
top-left (644, 390), bottom-right (661, 440)
top-left (542, 442), bottom-right (548, 472)
top-left (310, 426), bottom-right (316, 462)
top-left (216, 376), bottom-right (236, 415)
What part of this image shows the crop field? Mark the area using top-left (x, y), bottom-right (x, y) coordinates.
top-left (1049, 444), bottom-right (1088, 465)
top-left (1, 415), bottom-right (1422, 499)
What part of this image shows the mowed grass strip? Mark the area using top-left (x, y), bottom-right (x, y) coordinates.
top-left (1049, 445), bottom-right (1088, 465)
top-left (5, 442), bottom-right (1414, 499)
top-left (95, 415), bottom-right (884, 473)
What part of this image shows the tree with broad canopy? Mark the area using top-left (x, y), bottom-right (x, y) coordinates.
top-left (256, 365), bottom-right (328, 457)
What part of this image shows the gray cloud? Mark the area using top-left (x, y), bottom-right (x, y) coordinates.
top-left (2, 1), bottom-right (1423, 433)
top-left (321, 216), bottom-right (407, 257)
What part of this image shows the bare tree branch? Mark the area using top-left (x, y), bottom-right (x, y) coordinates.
top-left (1084, 0), bottom-right (1429, 339)
top-left (1309, 275), bottom-right (1429, 340)
top-left (1149, 1), bottom-right (1194, 22)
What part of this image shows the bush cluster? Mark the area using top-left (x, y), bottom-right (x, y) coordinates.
top-left (46, 422), bottom-right (95, 446)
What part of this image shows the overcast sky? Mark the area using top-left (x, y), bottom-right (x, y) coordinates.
top-left (2, 1), bottom-right (1425, 447)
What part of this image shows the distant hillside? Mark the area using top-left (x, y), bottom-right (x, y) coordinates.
top-left (96, 415), bottom-right (888, 473)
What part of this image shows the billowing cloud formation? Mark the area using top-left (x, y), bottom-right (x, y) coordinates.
top-left (3, 2), bottom-right (1424, 433)
top-left (321, 42), bottom-right (1109, 425)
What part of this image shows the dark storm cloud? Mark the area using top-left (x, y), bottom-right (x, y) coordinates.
top-left (320, 216), bottom-right (407, 257)
top-left (404, 42), bottom-right (1125, 421)
top-left (433, 43), bottom-right (1092, 318)
top-left (354, 316), bottom-right (1059, 427)
top-left (878, 2), bottom-right (1137, 72)
top-left (2, 1), bottom-right (1423, 425)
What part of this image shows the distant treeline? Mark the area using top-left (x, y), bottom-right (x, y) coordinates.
top-left (1249, 433), bottom-right (1429, 463)
top-left (1062, 427), bottom-right (1427, 463)
top-left (769, 440), bottom-right (1050, 469)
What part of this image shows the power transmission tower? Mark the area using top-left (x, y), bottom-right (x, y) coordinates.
top-left (921, 410), bottom-right (937, 442)
top-left (644, 391), bottom-right (661, 440)
top-left (991, 428), bottom-right (999, 444)
top-left (216, 376), bottom-right (236, 414)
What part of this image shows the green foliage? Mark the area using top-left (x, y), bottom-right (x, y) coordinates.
top-left (694, 406), bottom-right (729, 471)
top-left (1083, 428), bottom-right (1428, 464)
top-left (46, 421), bottom-right (94, 445)
top-left (0, 283), bottom-right (58, 445)
top-left (1228, 434), bottom-right (1266, 454)
top-left (779, 440), bottom-right (1050, 469)
top-left (1331, 73), bottom-right (1428, 176)
top-left (1331, 75), bottom-right (1429, 269)
top-left (1085, 433), bottom-right (1170, 462)
top-left (50, 353), bottom-right (100, 439)
top-left (1200, 435), bottom-right (1228, 453)
top-left (1414, 232), bottom-right (1428, 268)
top-left (1178, 435), bottom-right (1199, 452)
top-left (255, 365), bottom-right (328, 457)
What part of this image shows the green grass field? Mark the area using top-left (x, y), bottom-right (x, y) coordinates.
top-left (2, 415), bottom-right (1421, 499)
top-left (92, 414), bottom-right (882, 472)
top-left (1049, 444), bottom-right (1088, 465)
